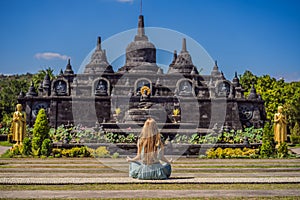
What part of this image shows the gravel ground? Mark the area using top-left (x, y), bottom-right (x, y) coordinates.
top-left (1, 189), bottom-right (300, 199)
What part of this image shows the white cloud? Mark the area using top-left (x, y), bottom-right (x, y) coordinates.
top-left (117, 0), bottom-right (134, 3)
top-left (34, 52), bottom-right (69, 60)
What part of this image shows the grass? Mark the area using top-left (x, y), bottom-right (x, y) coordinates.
top-left (0, 149), bottom-right (11, 158)
top-left (0, 141), bottom-right (13, 146)
top-left (0, 183), bottom-right (299, 191)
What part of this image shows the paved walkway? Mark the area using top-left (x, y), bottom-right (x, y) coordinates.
top-left (0, 146), bottom-right (10, 155)
top-left (1, 189), bottom-right (300, 199)
top-left (290, 147), bottom-right (300, 155)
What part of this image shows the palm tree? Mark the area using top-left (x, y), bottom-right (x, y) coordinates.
top-left (32, 67), bottom-right (56, 88)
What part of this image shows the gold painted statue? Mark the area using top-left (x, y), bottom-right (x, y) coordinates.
top-left (12, 104), bottom-right (26, 146)
top-left (274, 106), bottom-right (287, 147)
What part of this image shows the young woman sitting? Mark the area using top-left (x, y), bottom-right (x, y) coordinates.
top-left (126, 118), bottom-right (172, 180)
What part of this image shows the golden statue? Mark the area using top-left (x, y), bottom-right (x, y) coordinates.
top-left (274, 106), bottom-right (287, 147)
top-left (12, 104), bottom-right (26, 146)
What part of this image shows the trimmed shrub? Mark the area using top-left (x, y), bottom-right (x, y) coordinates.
top-left (32, 109), bottom-right (50, 156)
top-left (21, 137), bottom-right (31, 156)
top-left (31, 137), bottom-right (41, 156)
top-left (41, 138), bottom-right (52, 157)
top-left (260, 122), bottom-right (275, 158)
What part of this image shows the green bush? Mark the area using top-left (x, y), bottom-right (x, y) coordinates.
top-left (21, 137), bottom-right (31, 156)
top-left (260, 122), bottom-right (275, 158)
top-left (52, 148), bottom-right (62, 158)
top-left (79, 146), bottom-right (91, 157)
top-left (94, 146), bottom-right (110, 158)
top-left (32, 109), bottom-right (50, 156)
top-left (290, 122), bottom-right (300, 144)
top-left (111, 152), bottom-right (119, 159)
top-left (277, 142), bottom-right (288, 158)
top-left (31, 137), bottom-right (40, 156)
top-left (206, 147), bottom-right (259, 159)
top-left (41, 138), bottom-right (52, 157)
top-left (55, 146), bottom-right (91, 158)
top-left (9, 145), bottom-right (21, 157)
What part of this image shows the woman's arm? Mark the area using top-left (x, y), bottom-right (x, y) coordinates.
top-left (126, 154), bottom-right (141, 162)
top-left (126, 140), bottom-right (141, 162)
top-left (159, 146), bottom-right (172, 164)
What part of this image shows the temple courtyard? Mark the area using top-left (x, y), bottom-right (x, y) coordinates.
top-left (1, 147), bottom-right (300, 199)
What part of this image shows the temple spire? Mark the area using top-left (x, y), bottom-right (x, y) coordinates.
top-left (182, 38), bottom-right (187, 52)
top-left (64, 58), bottom-right (74, 75)
top-left (97, 36), bottom-right (102, 50)
top-left (171, 50), bottom-right (177, 65)
top-left (138, 15), bottom-right (145, 37)
top-left (213, 60), bottom-right (219, 70)
top-left (140, 0), bottom-right (143, 15)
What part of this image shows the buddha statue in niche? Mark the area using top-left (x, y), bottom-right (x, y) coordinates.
top-left (95, 80), bottom-right (108, 96)
top-left (179, 81), bottom-right (192, 96)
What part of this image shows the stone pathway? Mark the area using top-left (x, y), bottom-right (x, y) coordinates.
top-left (1, 189), bottom-right (300, 199)
top-left (0, 146), bottom-right (10, 155)
top-left (290, 147), bottom-right (300, 155)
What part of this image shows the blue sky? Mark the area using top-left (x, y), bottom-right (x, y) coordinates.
top-left (0, 0), bottom-right (299, 82)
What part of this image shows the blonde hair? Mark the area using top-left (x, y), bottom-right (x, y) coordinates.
top-left (138, 118), bottom-right (163, 164)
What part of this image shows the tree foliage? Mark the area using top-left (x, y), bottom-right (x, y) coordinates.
top-left (0, 74), bottom-right (33, 126)
top-left (32, 67), bottom-right (55, 89)
top-left (240, 71), bottom-right (300, 131)
top-left (0, 68), bottom-right (55, 127)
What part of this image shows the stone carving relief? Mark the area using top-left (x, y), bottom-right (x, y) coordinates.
top-left (53, 80), bottom-right (67, 96)
top-left (32, 102), bottom-right (50, 118)
top-left (238, 104), bottom-right (253, 121)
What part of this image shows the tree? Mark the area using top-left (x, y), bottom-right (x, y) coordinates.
top-left (32, 67), bottom-right (56, 89)
top-left (239, 70), bottom-right (300, 135)
top-left (0, 74), bottom-right (33, 126)
top-left (239, 70), bottom-right (257, 97)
